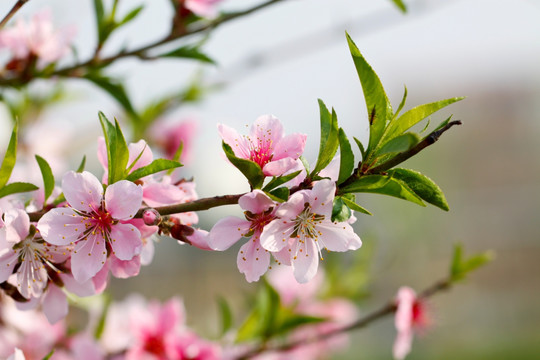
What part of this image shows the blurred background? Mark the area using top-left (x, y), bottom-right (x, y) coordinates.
top-left (1, 0), bottom-right (539, 358)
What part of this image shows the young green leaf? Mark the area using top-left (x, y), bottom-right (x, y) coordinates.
top-left (388, 168), bottom-right (449, 211)
top-left (346, 33), bottom-right (392, 153)
top-left (377, 132), bottom-right (420, 155)
top-left (267, 187), bottom-right (289, 202)
top-left (35, 155), bottom-right (55, 203)
top-left (340, 174), bottom-right (425, 206)
top-left (0, 182), bottom-right (39, 198)
top-left (394, 86), bottom-right (408, 119)
top-left (222, 142), bottom-right (265, 189)
top-left (337, 128), bottom-right (355, 185)
top-left (76, 155), bottom-right (87, 173)
top-left (451, 243), bottom-right (495, 281)
top-left (42, 350), bottom-right (55, 360)
top-left (353, 137), bottom-right (366, 159)
top-left (217, 296), bottom-right (233, 336)
top-left (332, 196), bottom-right (352, 222)
top-left (125, 159), bottom-right (183, 182)
top-left (341, 195), bottom-right (372, 215)
top-left (390, 0), bottom-right (407, 13)
top-left (118, 5), bottom-right (144, 26)
top-left (160, 45), bottom-right (216, 64)
top-left (263, 171), bottom-right (302, 192)
top-left (381, 97), bottom-right (464, 146)
top-left (311, 101), bottom-right (339, 176)
top-left (0, 122), bottom-right (18, 189)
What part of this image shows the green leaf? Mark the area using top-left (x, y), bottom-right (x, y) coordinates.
top-left (125, 159), bottom-right (183, 182)
top-left (273, 314), bottom-right (325, 336)
top-left (99, 112), bottom-right (129, 184)
top-left (222, 142), bottom-right (265, 189)
top-left (337, 128), bottom-right (354, 185)
top-left (76, 155), bottom-right (87, 172)
top-left (42, 350), bottom-right (55, 360)
top-left (346, 33), bottom-right (392, 153)
top-left (161, 45), bottom-right (216, 64)
top-left (332, 196), bottom-right (352, 222)
top-left (94, 294), bottom-right (111, 339)
top-left (377, 132), bottom-right (420, 155)
top-left (263, 171), bottom-right (302, 192)
top-left (217, 296), bottom-right (233, 336)
top-left (236, 281), bottom-right (280, 342)
top-left (381, 97), bottom-right (464, 146)
top-left (353, 137), bottom-right (366, 159)
top-left (93, 0), bottom-right (105, 29)
top-left (0, 122), bottom-right (18, 189)
top-left (341, 194), bottom-right (372, 215)
top-left (340, 174), bottom-right (425, 206)
top-left (394, 86), bottom-right (408, 119)
top-left (451, 243), bottom-right (495, 281)
top-left (390, 0), bottom-right (407, 13)
top-left (118, 5), bottom-right (144, 26)
top-left (311, 101), bottom-right (339, 176)
top-left (86, 75), bottom-right (138, 117)
top-left (388, 168), bottom-right (449, 211)
top-left (35, 155), bottom-right (55, 203)
top-left (0, 182), bottom-right (39, 198)
top-left (299, 155), bottom-right (310, 174)
top-left (267, 187), bottom-right (289, 202)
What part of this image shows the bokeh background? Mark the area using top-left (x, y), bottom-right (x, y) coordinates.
top-left (1, 0), bottom-right (539, 358)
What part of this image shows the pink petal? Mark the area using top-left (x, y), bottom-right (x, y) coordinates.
top-left (0, 249), bottom-right (18, 282)
top-left (275, 191), bottom-right (307, 218)
top-left (4, 209), bottom-right (29, 241)
top-left (42, 285), bottom-right (68, 324)
top-left (140, 237), bottom-right (155, 266)
top-left (143, 182), bottom-right (186, 207)
top-left (273, 133), bottom-right (307, 160)
top-left (110, 254), bottom-right (141, 278)
top-left (109, 223), bottom-right (142, 260)
top-left (7, 348), bottom-right (25, 360)
top-left (37, 208), bottom-right (82, 245)
top-left (237, 238), bottom-right (270, 282)
top-left (185, 229), bottom-right (212, 251)
top-left (105, 180), bottom-right (142, 220)
top-left (62, 171), bottom-right (104, 213)
top-left (292, 239), bottom-right (319, 283)
top-left (250, 115), bottom-right (283, 145)
top-left (92, 263), bottom-right (109, 294)
top-left (208, 217), bottom-right (250, 251)
top-left (310, 179), bottom-right (336, 217)
top-left (393, 329), bottom-right (413, 360)
top-left (17, 257), bottom-right (47, 299)
top-left (97, 136), bottom-right (108, 170)
top-left (60, 273), bottom-right (96, 297)
top-left (217, 123), bottom-right (250, 159)
top-left (127, 139), bottom-right (153, 172)
top-left (71, 233), bottom-right (107, 283)
top-left (260, 219), bottom-right (294, 252)
top-left (238, 190), bottom-right (275, 214)
top-left (317, 221), bottom-right (362, 252)
top-left (71, 334), bottom-right (105, 360)
top-left (395, 287), bottom-right (416, 332)
top-left (272, 242), bottom-right (292, 266)
top-left (262, 157), bottom-right (298, 176)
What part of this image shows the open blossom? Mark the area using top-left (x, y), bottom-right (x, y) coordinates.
top-left (393, 287), bottom-right (430, 360)
top-left (184, 0), bottom-right (223, 18)
top-left (0, 10), bottom-right (74, 65)
top-left (208, 190), bottom-right (279, 282)
top-left (150, 118), bottom-right (197, 163)
top-left (218, 115), bottom-right (307, 177)
top-left (260, 179), bottom-right (362, 283)
top-left (37, 171), bottom-right (143, 283)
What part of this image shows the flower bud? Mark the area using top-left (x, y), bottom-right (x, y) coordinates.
top-left (142, 208), bottom-right (161, 226)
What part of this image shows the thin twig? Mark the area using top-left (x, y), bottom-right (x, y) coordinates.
top-left (235, 276), bottom-right (453, 359)
top-left (0, 0), bottom-right (29, 29)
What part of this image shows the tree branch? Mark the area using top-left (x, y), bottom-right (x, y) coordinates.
top-left (0, 0), bottom-right (29, 29)
top-left (235, 276), bottom-right (453, 359)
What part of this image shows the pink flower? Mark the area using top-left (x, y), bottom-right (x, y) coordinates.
top-left (37, 171), bottom-right (143, 283)
top-left (218, 115), bottom-right (307, 177)
top-left (260, 179), bottom-right (362, 283)
top-left (150, 118), bottom-right (197, 164)
top-left (0, 10), bottom-right (74, 66)
top-left (208, 190), bottom-right (278, 282)
top-left (174, 333), bottom-right (221, 360)
top-left (184, 0), bottom-right (223, 18)
top-left (393, 287), bottom-right (429, 360)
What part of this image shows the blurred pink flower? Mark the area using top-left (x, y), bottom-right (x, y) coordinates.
top-left (184, 0), bottom-right (223, 18)
top-left (0, 10), bottom-right (75, 66)
top-left (393, 286), bottom-right (429, 360)
top-left (150, 118), bottom-right (197, 164)
top-left (218, 115), bottom-right (307, 177)
top-left (7, 348), bottom-right (25, 360)
top-left (37, 171), bottom-right (143, 283)
top-left (261, 179), bottom-right (362, 283)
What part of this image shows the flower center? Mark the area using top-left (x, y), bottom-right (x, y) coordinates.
top-left (291, 203), bottom-right (325, 240)
top-left (246, 133), bottom-right (274, 167)
top-left (143, 334), bottom-right (166, 356)
top-left (244, 208), bottom-right (275, 235)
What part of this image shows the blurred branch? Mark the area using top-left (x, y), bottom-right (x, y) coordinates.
top-left (235, 277), bottom-right (453, 360)
top-left (0, 0), bottom-right (29, 29)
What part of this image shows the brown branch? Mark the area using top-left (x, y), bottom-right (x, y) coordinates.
top-left (235, 277), bottom-right (453, 359)
top-left (0, 0), bottom-right (29, 29)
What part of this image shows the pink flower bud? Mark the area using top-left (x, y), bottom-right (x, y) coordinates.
top-left (142, 208), bottom-right (161, 226)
